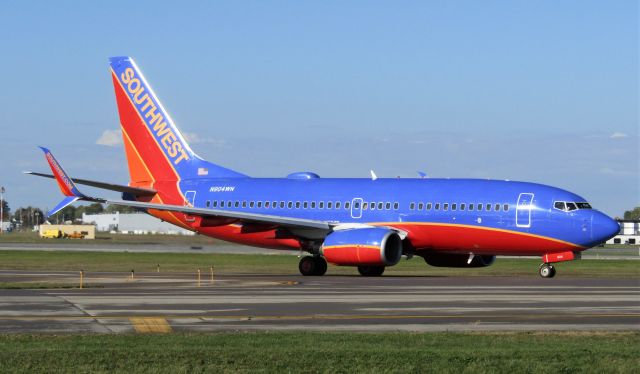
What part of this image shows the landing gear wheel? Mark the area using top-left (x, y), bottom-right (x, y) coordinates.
top-left (539, 263), bottom-right (556, 278)
top-left (299, 256), bottom-right (327, 276)
top-left (313, 256), bottom-right (328, 276)
top-left (357, 265), bottom-right (385, 277)
top-left (299, 256), bottom-right (316, 276)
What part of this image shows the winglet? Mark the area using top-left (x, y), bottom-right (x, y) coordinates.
top-left (38, 147), bottom-right (88, 217)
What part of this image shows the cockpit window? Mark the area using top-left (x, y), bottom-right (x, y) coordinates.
top-left (554, 201), bottom-right (592, 212)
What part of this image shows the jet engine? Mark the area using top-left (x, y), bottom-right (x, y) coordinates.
top-left (321, 228), bottom-right (402, 266)
top-left (423, 253), bottom-right (496, 268)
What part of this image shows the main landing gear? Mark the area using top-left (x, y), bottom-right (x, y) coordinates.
top-left (298, 256), bottom-right (327, 276)
top-left (357, 265), bottom-right (385, 277)
top-left (539, 263), bottom-right (556, 278)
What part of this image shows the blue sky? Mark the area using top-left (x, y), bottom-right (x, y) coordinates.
top-left (0, 1), bottom-right (637, 217)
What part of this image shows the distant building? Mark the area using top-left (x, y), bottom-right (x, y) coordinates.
top-left (82, 212), bottom-right (194, 235)
top-left (606, 220), bottom-right (640, 245)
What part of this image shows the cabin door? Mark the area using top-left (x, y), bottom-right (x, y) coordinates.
top-left (516, 193), bottom-right (534, 228)
top-left (184, 190), bottom-right (197, 222)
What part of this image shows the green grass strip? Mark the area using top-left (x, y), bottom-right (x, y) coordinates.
top-left (0, 250), bottom-right (637, 277)
top-left (0, 332), bottom-right (637, 373)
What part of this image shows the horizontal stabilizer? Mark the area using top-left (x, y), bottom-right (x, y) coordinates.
top-left (25, 172), bottom-right (157, 196)
top-left (48, 196), bottom-right (80, 217)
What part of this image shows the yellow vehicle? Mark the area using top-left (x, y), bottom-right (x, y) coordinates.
top-left (41, 229), bottom-right (62, 239)
top-left (65, 232), bottom-right (85, 239)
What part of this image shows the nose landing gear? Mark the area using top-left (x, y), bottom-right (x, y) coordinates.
top-left (539, 263), bottom-right (556, 278)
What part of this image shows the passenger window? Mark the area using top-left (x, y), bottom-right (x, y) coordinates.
top-left (227, 201), bottom-right (232, 208)
top-left (410, 202), bottom-right (415, 210)
top-left (234, 201), bottom-right (240, 208)
top-left (280, 201), bottom-right (285, 208)
top-left (370, 203), bottom-right (376, 211)
top-left (327, 202), bottom-right (333, 209)
top-left (394, 202), bottom-right (399, 210)
top-left (363, 202), bottom-right (368, 210)
top-left (319, 202), bottom-right (324, 209)
top-left (444, 203), bottom-right (449, 211)
top-left (377, 202), bottom-right (383, 210)
top-left (486, 203), bottom-right (491, 211)
top-left (206, 201), bottom-right (211, 208)
top-left (295, 201), bottom-right (301, 209)
top-left (503, 204), bottom-right (509, 211)
top-left (469, 203), bottom-right (474, 211)
top-left (265, 201), bottom-right (270, 208)
top-left (336, 202), bottom-right (341, 209)
top-left (426, 203), bottom-right (432, 210)
top-left (494, 203), bottom-right (500, 211)
top-left (460, 203), bottom-right (466, 211)
top-left (311, 202), bottom-right (316, 209)
top-left (272, 201), bottom-right (277, 208)
top-left (435, 203), bottom-right (440, 210)
top-left (212, 201), bottom-right (218, 208)
top-left (303, 202), bottom-right (308, 209)
top-left (345, 202), bottom-right (351, 209)
top-left (418, 203), bottom-right (424, 210)
top-left (354, 202), bottom-right (360, 209)
top-left (250, 201), bottom-right (255, 208)
top-left (451, 203), bottom-right (457, 211)
top-left (385, 202), bottom-right (391, 210)
top-left (242, 201), bottom-right (247, 208)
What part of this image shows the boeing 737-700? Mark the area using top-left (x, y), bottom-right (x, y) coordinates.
top-left (30, 56), bottom-right (620, 278)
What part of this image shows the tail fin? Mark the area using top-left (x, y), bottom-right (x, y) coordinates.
top-left (109, 56), bottom-right (246, 186)
top-left (38, 147), bottom-right (86, 216)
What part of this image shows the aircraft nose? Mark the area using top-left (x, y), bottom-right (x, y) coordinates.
top-left (591, 211), bottom-right (620, 243)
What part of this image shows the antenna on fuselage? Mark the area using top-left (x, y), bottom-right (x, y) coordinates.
top-left (370, 170), bottom-right (378, 181)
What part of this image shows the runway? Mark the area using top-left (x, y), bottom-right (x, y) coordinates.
top-left (0, 270), bottom-right (638, 333)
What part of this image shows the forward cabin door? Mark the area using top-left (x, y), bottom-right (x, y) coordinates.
top-left (184, 190), bottom-right (197, 222)
top-left (516, 193), bottom-right (534, 228)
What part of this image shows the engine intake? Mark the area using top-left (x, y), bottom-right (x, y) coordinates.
top-left (423, 253), bottom-right (496, 268)
top-left (321, 228), bottom-right (402, 266)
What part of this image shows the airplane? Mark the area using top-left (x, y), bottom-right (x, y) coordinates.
top-left (29, 56), bottom-right (620, 278)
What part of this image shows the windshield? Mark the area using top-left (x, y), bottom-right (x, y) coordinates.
top-left (553, 201), bottom-right (592, 212)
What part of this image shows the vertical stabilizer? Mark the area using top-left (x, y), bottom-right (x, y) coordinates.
top-left (109, 56), bottom-right (247, 185)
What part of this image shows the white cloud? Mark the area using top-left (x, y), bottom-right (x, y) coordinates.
top-left (183, 132), bottom-right (226, 147)
top-left (610, 132), bottom-right (628, 139)
top-left (96, 129), bottom-right (123, 147)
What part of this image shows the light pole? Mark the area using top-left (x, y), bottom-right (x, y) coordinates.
top-left (0, 186), bottom-right (5, 235)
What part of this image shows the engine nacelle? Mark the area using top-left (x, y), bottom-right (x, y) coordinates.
top-left (321, 228), bottom-right (402, 266)
top-left (423, 253), bottom-right (496, 268)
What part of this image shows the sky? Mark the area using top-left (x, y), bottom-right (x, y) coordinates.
top-left (0, 1), bottom-right (637, 217)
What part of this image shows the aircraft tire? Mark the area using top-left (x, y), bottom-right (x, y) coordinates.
top-left (539, 263), bottom-right (556, 278)
top-left (313, 256), bottom-right (328, 276)
top-left (299, 256), bottom-right (317, 276)
top-left (357, 265), bottom-right (385, 277)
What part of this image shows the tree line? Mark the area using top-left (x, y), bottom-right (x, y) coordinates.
top-left (1, 200), bottom-right (139, 230)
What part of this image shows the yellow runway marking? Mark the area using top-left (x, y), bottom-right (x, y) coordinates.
top-left (129, 317), bottom-right (172, 333)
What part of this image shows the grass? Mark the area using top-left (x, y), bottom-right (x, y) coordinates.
top-left (0, 250), bottom-right (637, 277)
top-left (0, 282), bottom-right (100, 289)
top-left (0, 231), bottom-right (226, 245)
top-left (0, 332), bottom-right (637, 373)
